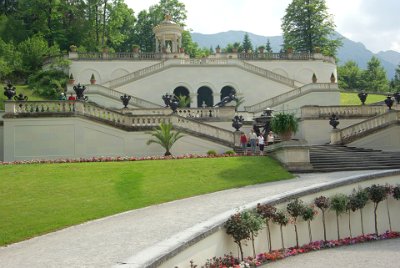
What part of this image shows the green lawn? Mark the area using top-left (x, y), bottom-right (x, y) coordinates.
top-left (340, 92), bottom-right (387, 105)
top-left (0, 157), bottom-right (293, 246)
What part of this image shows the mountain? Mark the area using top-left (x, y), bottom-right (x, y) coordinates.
top-left (191, 31), bottom-right (399, 79)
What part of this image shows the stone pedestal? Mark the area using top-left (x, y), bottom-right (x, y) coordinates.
top-left (267, 140), bottom-right (313, 172)
top-left (330, 129), bottom-right (342, 145)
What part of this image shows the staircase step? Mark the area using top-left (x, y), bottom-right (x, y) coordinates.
top-left (309, 145), bottom-right (400, 172)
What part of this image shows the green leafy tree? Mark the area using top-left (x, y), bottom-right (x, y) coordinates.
top-left (348, 188), bottom-right (369, 235)
top-left (337, 61), bottom-right (363, 91)
top-left (281, 0), bottom-right (341, 56)
top-left (18, 35), bottom-right (49, 74)
top-left (241, 210), bottom-right (264, 258)
top-left (314, 195), bottom-right (330, 241)
top-left (366, 184), bottom-right (388, 235)
top-left (146, 122), bottom-right (184, 156)
top-left (302, 205), bottom-right (317, 243)
top-left (272, 210), bottom-right (289, 250)
top-left (242, 33), bottom-right (252, 53)
top-left (390, 64), bottom-right (400, 92)
top-left (256, 203), bottom-right (276, 252)
top-left (225, 213), bottom-right (250, 261)
top-left (28, 69), bottom-right (68, 98)
top-left (287, 199), bottom-right (305, 248)
top-left (330, 194), bottom-right (348, 240)
top-left (361, 56), bottom-right (389, 92)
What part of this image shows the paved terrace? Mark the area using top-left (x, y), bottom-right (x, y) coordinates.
top-left (0, 170), bottom-right (399, 268)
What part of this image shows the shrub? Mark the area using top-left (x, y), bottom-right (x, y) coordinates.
top-left (256, 203), bottom-right (277, 252)
top-left (330, 194), bottom-right (348, 240)
top-left (207, 150), bottom-right (217, 156)
top-left (287, 199), bottom-right (306, 248)
top-left (28, 69), bottom-right (68, 98)
top-left (314, 196), bottom-right (330, 241)
top-left (225, 213), bottom-right (250, 261)
top-left (224, 150), bottom-right (235, 155)
top-left (367, 184), bottom-right (388, 235)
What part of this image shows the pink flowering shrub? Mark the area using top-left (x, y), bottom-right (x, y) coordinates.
top-left (196, 232), bottom-right (400, 268)
top-left (0, 153), bottom-right (240, 165)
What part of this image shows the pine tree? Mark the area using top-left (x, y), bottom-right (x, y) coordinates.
top-left (242, 33), bottom-right (253, 53)
top-left (265, 39), bottom-right (272, 53)
top-left (390, 64), bottom-right (400, 92)
top-left (281, 0), bottom-right (341, 56)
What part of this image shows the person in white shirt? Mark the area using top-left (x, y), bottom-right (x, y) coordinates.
top-left (248, 129), bottom-right (258, 154)
top-left (267, 131), bottom-right (275, 145)
top-left (257, 134), bottom-right (265, 156)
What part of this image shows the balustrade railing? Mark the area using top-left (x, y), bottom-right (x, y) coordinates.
top-left (337, 111), bottom-right (400, 143)
top-left (240, 61), bottom-right (296, 87)
top-left (245, 83), bottom-right (338, 113)
top-left (301, 105), bottom-right (387, 119)
top-left (108, 61), bottom-right (166, 89)
top-left (84, 85), bottom-right (161, 108)
top-left (76, 52), bottom-right (162, 61)
top-left (4, 101), bottom-right (236, 145)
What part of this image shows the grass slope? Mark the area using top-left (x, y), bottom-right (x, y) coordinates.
top-left (340, 92), bottom-right (387, 105)
top-left (0, 157), bottom-right (292, 246)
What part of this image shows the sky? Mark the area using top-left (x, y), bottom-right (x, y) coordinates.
top-left (124, 0), bottom-right (400, 53)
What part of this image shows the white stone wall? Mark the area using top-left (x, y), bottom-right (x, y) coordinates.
top-left (297, 118), bottom-right (366, 145)
top-left (349, 125), bottom-right (400, 151)
top-left (246, 60), bottom-right (336, 84)
top-left (161, 174), bottom-right (400, 268)
top-left (69, 61), bottom-right (158, 85)
top-left (0, 125), bottom-right (3, 161)
top-left (2, 117), bottom-right (231, 162)
top-left (68, 58), bottom-right (339, 108)
top-left (116, 66), bottom-right (293, 107)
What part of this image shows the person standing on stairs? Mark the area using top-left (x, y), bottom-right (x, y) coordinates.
top-left (248, 129), bottom-right (258, 155)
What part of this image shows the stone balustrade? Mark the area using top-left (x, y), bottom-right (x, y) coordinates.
top-left (245, 83), bottom-right (338, 113)
top-left (4, 101), bottom-right (236, 145)
top-left (108, 61), bottom-right (166, 89)
top-left (302, 105), bottom-right (387, 119)
top-left (331, 111), bottom-right (400, 144)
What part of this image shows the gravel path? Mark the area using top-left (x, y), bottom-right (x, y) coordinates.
top-left (0, 170), bottom-right (396, 268)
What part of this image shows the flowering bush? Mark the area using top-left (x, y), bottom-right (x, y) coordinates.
top-left (0, 152), bottom-right (240, 166)
top-left (196, 232), bottom-right (400, 268)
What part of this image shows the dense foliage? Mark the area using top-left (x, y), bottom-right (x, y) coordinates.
top-left (281, 0), bottom-right (342, 56)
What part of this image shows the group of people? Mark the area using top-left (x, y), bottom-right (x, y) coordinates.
top-left (59, 93), bottom-right (76, 101)
top-left (240, 129), bottom-right (274, 156)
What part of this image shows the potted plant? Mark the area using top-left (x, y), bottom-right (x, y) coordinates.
top-left (270, 112), bottom-right (299, 141)
top-left (90, 73), bottom-right (96, 84)
top-left (312, 73), bottom-right (317, 83)
top-left (330, 73), bottom-right (336, 83)
top-left (132, 44), bottom-right (140, 53)
top-left (215, 45), bottom-right (221, 53)
top-left (68, 73), bottom-right (75, 85)
top-left (69, 45), bottom-right (77, 52)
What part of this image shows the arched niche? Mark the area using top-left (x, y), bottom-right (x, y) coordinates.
top-left (173, 86), bottom-right (190, 107)
top-left (197, 86), bottom-right (213, 107)
top-left (220, 86), bottom-right (236, 100)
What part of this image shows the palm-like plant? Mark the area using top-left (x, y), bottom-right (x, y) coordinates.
top-left (175, 94), bottom-right (191, 108)
top-left (146, 122), bottom-right (184, 156)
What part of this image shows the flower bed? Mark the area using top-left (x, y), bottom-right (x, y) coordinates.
top-left (197, 231), bottom-right (400, 268)
top-left (0, 153), bottom-right (240, 165)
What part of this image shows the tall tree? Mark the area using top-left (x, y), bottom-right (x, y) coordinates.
top-left (242, 32), bottom-right (252, 53)
top-left (337, 61), bottom-right (363, 91)
top-left (361, 56), bottom-right (389, 92)
top-left (265, 39), bottom-right (272, 53)
top-left (281, 0), bottom-right (341, 56)
top-left (390, 64), bottom-right (400, 92)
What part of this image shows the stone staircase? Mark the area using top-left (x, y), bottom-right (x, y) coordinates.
top-left (310, 145), bottom-right (400, 172)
